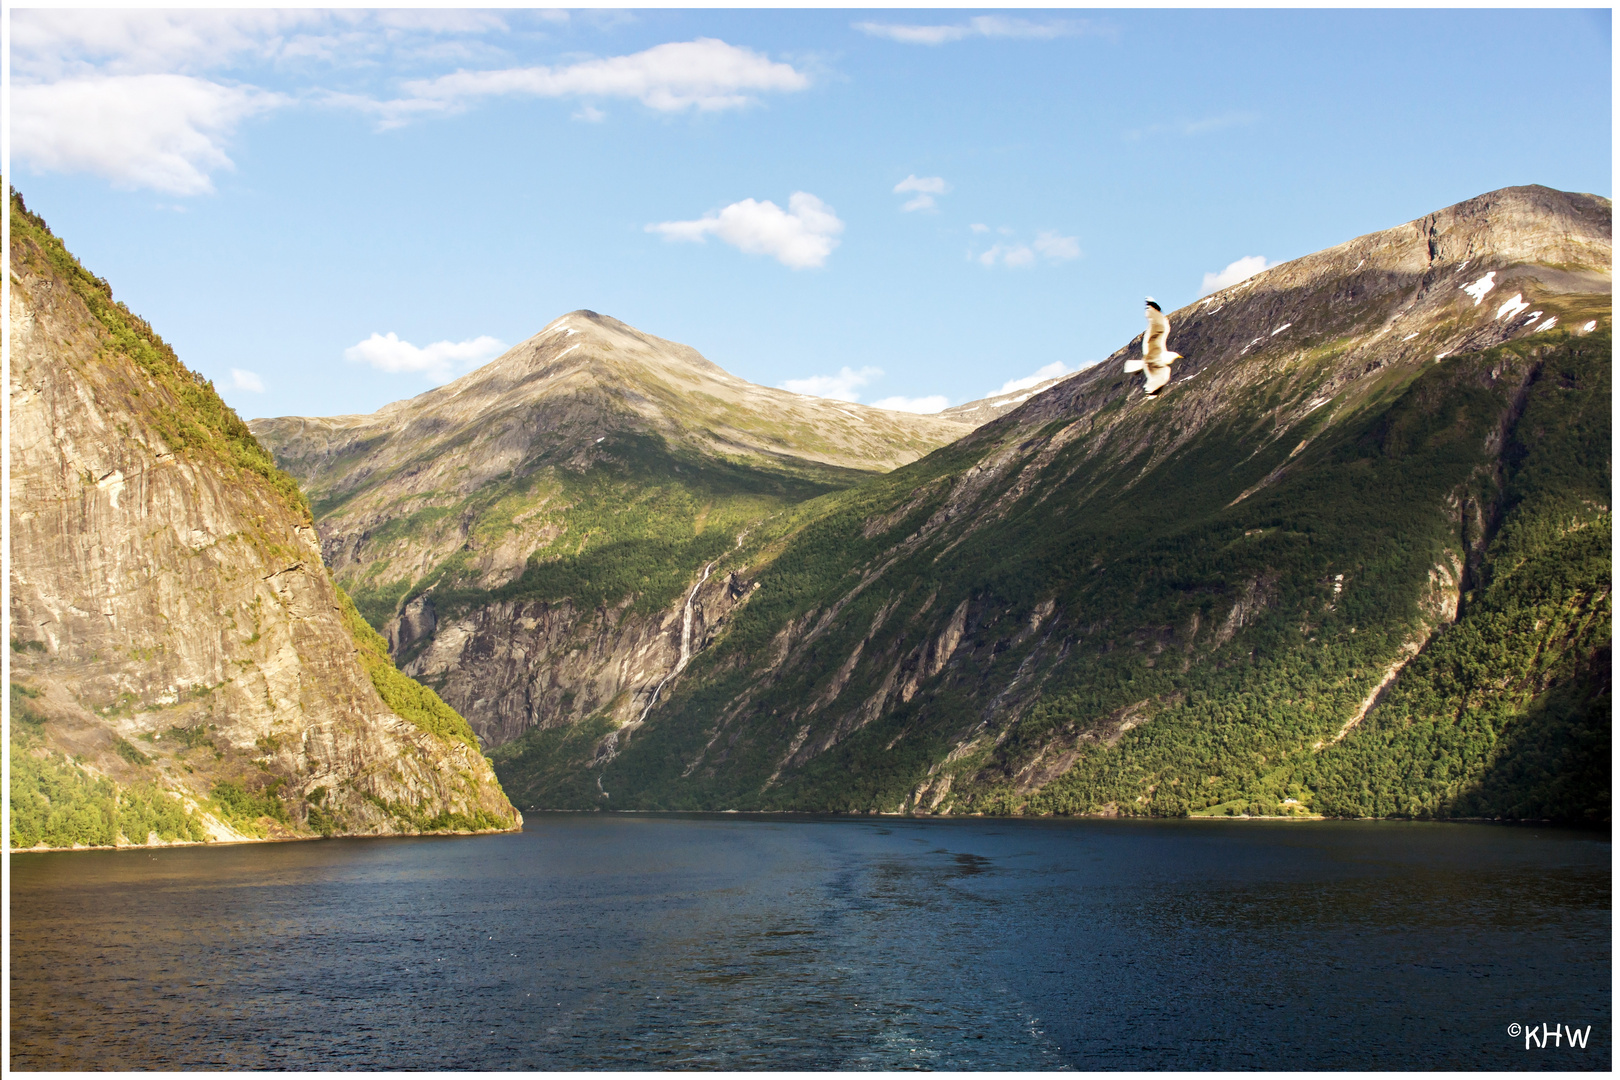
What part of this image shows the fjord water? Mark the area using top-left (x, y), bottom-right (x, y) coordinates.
top-left (10, 817), bottom-right (1609, 1070)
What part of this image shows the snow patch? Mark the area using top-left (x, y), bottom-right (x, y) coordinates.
top-left (1535, 317), bottom-right (1557, 332)
top-left (1494, 294), bottom-right (1529, 321)
top-left (1271, 323), bottom-right (1291, 336)
top-left (1582, 320), bottom-right (1597, 332)
top-left (1523, 311), bottom-right (1542, 323)
top-left (1401, 333), bottom-right (1418, 341)
top-left (1460, 271), bottom-right (1496, 306)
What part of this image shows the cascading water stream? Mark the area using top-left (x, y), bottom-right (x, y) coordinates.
top-left (639, 561), bottom-right (714, 723)
top-left (602, 563), bottom-right (716, 799)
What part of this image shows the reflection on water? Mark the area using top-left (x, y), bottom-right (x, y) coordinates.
top-left (9, 816), bottom-right (1610, 1069)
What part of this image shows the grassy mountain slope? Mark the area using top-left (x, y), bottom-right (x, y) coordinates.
top-left (492, 185), bottom-right (1609, 822)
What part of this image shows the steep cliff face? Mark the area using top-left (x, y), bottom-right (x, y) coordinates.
top-left (551, 185), bottom-right (1608, 820)
top-left (250, 310), bottom-right (1028, 751)
top-left (403, 567), bottom-right (753, 749)
top-left (8, 194), bottom-right (520, 848)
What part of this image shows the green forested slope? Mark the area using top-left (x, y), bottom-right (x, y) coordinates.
top-left (502, 331), bottom-right (1608, 822)
top-left (1306, 333), bottom-right (1610, 820)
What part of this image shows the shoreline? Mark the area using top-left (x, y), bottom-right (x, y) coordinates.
top-left (8, 822), bottom-right (523, 856)
top-left (14, 813), bottom-right (1603, 853)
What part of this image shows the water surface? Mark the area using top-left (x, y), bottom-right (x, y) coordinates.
top-left (9, 815), bottom-right (1610, 1069)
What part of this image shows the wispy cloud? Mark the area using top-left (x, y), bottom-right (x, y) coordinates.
top-left (230, 368), bottom-right (266, 393)
top-left (854, 16), bottom-right (1094, 46)
top-left (1201, 255), bottom-right (1274, 295)
top-left (379, 38), bottom-right (809, 125)
top-left (975, 229), bottom-right (1081, 269)
top-left (893, 174), bottom-right (949, 213)
top-left (1033, 231), bottom-right (1081, 260)
top-left (10, 9), bottom-right (319, 79)
top-left (344, 332), bottom-right (508, 382)
top-left (994, 361), bottom-right (1071, 396)
top-left (782, 366), bottom-right (882, 402)
top-left (1125, 111), bottom-right (1258, 141)
top-left (648, 192), bottom-right (844, 270)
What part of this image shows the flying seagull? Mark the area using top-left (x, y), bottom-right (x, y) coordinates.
top-left (1123, 297), bottom-right (1182, 396)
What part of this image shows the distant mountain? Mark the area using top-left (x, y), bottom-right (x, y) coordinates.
top-left (487, 184), bottom-right (1610, 821)
top-left (250, 311), bottom-right (1021, 749)
top-left (8, 192), bottom-right (520, 849)
top-left (937, 373), bottom-right (1072, 422)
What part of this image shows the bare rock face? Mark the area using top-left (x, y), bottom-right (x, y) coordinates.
top-left (8, 195), bottom-right (520, 846)
top-left (404, 567), bottom-right (753, 747)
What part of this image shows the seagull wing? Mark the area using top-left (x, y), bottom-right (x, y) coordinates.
top-left (1143, 309), bottom-right (1172, 363)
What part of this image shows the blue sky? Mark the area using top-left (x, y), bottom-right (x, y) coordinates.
top-left (10, 6), bottom-right (1612, 421)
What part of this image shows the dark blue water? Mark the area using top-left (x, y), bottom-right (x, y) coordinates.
top-left (8, 815), bottom-right (1610, 1069)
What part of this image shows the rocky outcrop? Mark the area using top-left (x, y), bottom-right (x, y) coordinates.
top-left (8, 194), bottom-right (519, 847)
top-left (405, 566), bottom-right (753, 747)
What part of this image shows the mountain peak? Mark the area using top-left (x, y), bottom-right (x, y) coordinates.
top-left (992, 184), bottom-right (1610, 447)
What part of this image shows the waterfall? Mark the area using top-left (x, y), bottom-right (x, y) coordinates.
top-left (638, 562), bottom-right (714, 724)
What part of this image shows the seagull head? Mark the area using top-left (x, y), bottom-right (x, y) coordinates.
top-left (1144, 297), bottom-right (1162, 313)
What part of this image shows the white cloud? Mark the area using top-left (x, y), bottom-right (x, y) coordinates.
top-left (9, 10), bottom-right (317, 79)
top-left (978, 244), bottom-right (1027, 267)
top-left (648, 192), bottom-right (844, 270)
top-left (344, 332), bottom-right (508, 382)
top-left (10, 15), bottom-right (787, 192)
top-left (894, 174), bottom-right (949, 213)
top-left (969, 223), bottom-right (990, 234)
top-left (782, 366), bottom-right (882, 402)
top-left (994, 361), bottom-right (1071, 396)
top-left (230, 368), bottom-right (266, 393)
top-left (976, 231), bottom-right (1078, 269)
top-left (1201, 255), bottom-right (1274, 295)
top-left (871, 394), bottom-right (950, 413)
top-left (1033, 231), bottom-right (1081, 261)
top-left (855, 16), bottom-right (1087, 45)
top-left (12, 75), bottom-right (285, 195)
top-left (7, 10), bottom-right (507, 192)
top-left (392, 38), bottom-right (809, 119)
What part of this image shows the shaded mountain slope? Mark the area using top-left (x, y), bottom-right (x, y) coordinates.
top-left (8, 192), bottom-right (520, 848)
top-left (494, 185), bottom-right (1609, 821)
